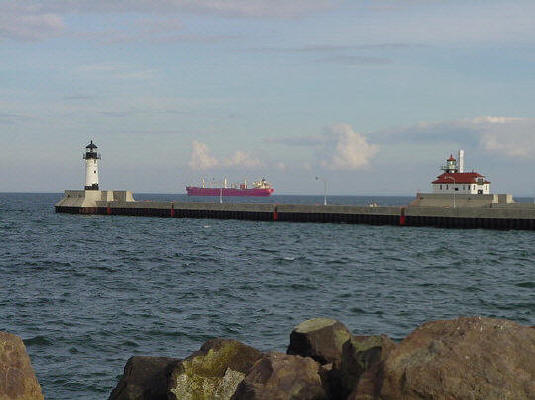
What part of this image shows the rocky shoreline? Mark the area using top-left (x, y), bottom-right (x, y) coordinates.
top-left (2, 316), bottom-right (535, 399)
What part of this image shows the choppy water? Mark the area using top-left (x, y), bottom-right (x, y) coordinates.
top-left (1, 193), bottom-right (534, 399)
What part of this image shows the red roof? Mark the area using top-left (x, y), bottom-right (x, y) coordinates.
top-left (432, 172), bottom-right (490, 185)
top-left (447, 154), bottom-right (456, 162)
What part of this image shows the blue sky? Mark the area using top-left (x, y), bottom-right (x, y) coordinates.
top-left (1, 0), bottom-right (535, 195)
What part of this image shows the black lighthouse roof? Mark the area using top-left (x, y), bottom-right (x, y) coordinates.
top-left (85, 140), bottom-right (98, 150)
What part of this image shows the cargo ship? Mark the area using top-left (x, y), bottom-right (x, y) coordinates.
top-left (186, 178), bottom-right (274, 197)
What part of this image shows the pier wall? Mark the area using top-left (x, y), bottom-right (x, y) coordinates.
top-left (56, 201), bottom-right (535, 230)
top-left (55, 191), bottom-right (535, 230)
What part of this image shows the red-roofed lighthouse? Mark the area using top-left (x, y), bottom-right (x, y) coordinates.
top-left (432, 151), bottom-right (490, 195)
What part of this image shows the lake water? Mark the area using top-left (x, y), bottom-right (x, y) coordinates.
top-left (1, 193), bottom-right (534, 399)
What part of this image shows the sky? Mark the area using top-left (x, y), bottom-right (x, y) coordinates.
top-left (1, 0), bottom-right (535, 195)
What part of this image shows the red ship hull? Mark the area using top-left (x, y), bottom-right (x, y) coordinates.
top-left (186, 187), bottom-right (274, 197)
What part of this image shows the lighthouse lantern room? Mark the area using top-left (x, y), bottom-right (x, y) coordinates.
top-left (83, 140), bottom-right (100, 190)
top-left (432, 150), bottom-right (490, 195)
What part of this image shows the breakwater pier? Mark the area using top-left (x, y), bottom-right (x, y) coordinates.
top-left (55, 190), bottom-right (535, 230)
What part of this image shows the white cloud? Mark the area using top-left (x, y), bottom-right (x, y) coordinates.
top-left (2, 0), bottom-right (335, 42)
top-left (474, 117), bottom-right (535, 158)
top-left (77, 63), bottom-right (157, 80)
top-left (188, 141), bottom-right (263, 170)
top-left (0, 6), bottom-right (64, 41)
top-left (320, 123), bottom-right (379, 170)
top-left (374, 115), bottom-right (535, 159)
top-left (223, 151), bottom-right (262, 168)
top-left (471, 116), bottom-right (523, 125)
top-left (188, 141), bottom-right (219, 170)
top-left (180, 0), bottom-right (337, 18)
top-left (12, 0), bottom-right (337, 17)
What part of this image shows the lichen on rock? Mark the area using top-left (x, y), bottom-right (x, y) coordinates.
top-left (168, 338), bottom-right (262, 400)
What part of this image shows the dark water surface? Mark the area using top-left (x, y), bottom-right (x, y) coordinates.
top-left (1, 193), bottom-right (534, 399)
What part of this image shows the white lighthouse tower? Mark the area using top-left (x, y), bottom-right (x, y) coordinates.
top-left (83, 140), bottom-right (100, 190)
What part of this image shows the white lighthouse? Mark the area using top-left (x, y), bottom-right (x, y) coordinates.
top-left (83, 140), bottom-right (100, 190)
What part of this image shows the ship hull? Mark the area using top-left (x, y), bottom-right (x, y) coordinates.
top-left (186, 187), bottom-right (274, 197)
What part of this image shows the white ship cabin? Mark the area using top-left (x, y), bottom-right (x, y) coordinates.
top-left (432, 153), bottom-right (490, 195)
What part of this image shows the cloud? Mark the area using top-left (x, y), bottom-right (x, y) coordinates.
top-left (1, 0), bottom-right (339, 42)
top-left (474, 117), bottom-right (535, 158)
top-left (374, 116), bottom-right (535, 158)
top-left (222, 151), bottom-right (262, 168)
top-left (266, 123), bottom-right (379, 170)
top-left (315, 55), bottom-right (392, 66)
top-left (320, 123), bottom-right (379, 170)
top-left (181, 0), bottom-right (338, 18)
top-left (77, 63), bottom-right (157, 80)
top-left (188, 141), bottom-right (219, 170)
top-left (0, 112), bottom-right (36, 125)
top-left (242, 43), bottom-right (416, 54)
top-left (0, 5), bottom-right (64, 41)
top-left (188, 141), bottom-right (263, 170)
top-left (12, 0), bottom-right (337, 17)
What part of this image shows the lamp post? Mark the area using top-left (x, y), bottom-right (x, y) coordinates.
top-left (444, 176), bottom-right (456, 208)
top-left (315, 176), bottom-right (327, 206)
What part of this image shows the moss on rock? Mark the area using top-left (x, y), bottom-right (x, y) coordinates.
top-left (169, 339), bottom-right (262, 400)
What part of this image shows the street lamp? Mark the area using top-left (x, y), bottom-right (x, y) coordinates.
top-left (315, 176), bottom-right (327, 206)
top-left (444, 176), bottom-right (456, 208)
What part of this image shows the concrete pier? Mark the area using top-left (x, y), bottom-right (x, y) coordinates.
top-left (55, 190), bottom-right (535, 230)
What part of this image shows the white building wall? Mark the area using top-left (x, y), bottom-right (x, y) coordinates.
top-left (85, 158), bottom-right (99, 187)
top-left (433, 183), bottom-right (489, 195)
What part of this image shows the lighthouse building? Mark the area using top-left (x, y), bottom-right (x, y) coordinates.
top-left (83, 140), bottom-right (100, 190)
top-left (432, 152), bottom-right (490, 195)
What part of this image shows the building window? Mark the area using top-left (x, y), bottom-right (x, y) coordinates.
top-left (440, 185), bottom-right (442, 190)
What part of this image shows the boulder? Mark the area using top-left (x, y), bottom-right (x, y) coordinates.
top-left (351, 316), bottom-right (535, 400)
top-left (331, 335), bottom-right (395, 399)
top-left (232, 352), bottom-right (327, 400)
top-left (287, 318), bottom-right (352, 365)
top-left (108, 356), bottom-right (180, 400)
top-left (168, 338), bottom-right (262, 400)
top-left (0, 331), bottom-right (44, 400)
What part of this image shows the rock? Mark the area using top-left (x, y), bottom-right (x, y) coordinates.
top-left (287, 318), bottom-right (352, 365)
top-left (108, 356), bottom-right (180, 400)
top-left (351, 317), bottom-right (535, 400)
top-left (232, 352), bottom-right (327, 400)
top-left (0, 331), bottom-right (44, 400)
top-left (331, 335), bottom-right (395, 399)
top-left (168, 338), bottom-right (262, 400)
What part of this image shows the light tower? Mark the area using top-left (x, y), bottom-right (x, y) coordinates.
top-left (441, 154), bottom-right (458, 174)
top-left (83, 140), bottom-right (100, 190)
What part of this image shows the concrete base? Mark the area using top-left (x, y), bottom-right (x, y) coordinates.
top-left (409, 193), bottom-right (514, 208)
top-left (55, 190), bottom-right (135, 208)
